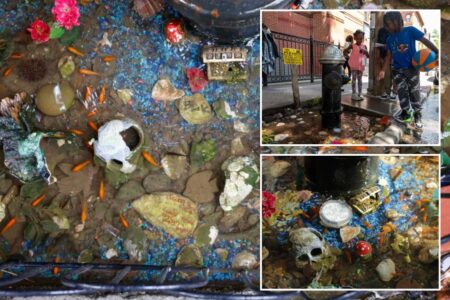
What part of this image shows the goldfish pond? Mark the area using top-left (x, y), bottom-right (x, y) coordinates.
top-left (0, 0), bottom-right (261, 290)
top-left (262, 156), bottom-right (439, 289)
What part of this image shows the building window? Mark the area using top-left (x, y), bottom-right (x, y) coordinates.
top-left (405, 14), bottom-right (411, 22)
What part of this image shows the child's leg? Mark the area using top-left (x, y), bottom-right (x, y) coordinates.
top-left (407, 69), bottom-right (421, 112)
top-left (392, 69), bottom-right (411, 112)
top-left (357, 70), bottom-right (363, 95)
top-left (351, 70), bottom-right (357, 94)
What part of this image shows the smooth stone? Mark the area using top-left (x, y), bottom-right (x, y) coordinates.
top-left (175, 244), bottom-right (203, 279)
top-left (376, 258), bottom-right (396, 282)
top-left (36, 82), bottom-right (75, 116)
top-left (132, 192), bottom-right (198, 238)
top-left (340, 226), bottom-right (361, 243)
top-left (183, 170), bottom-right (218, 203)
top-left (161, 154), bottom-right (187, 180)
top-left (151, 79), bottom-right (184, 101)
top-left (215, 248), bottom-right (228, 262)
top-left (219, 156), bottom-right (259, 212)
top-left (175, 244), bottom-right (203, 267)
top-left (178, 93), bottom-right (212, 124)
top-left (142, 172), bottom-right (183, 193)
top-left (218, 206), bottom-right (247, 232)
top-left (58, 56), bottom-right (75, 79)
top-left (269, 160), bottom-right (291, 177)
top-left (116, 180), bottom-right (145, 201)
top-left (231, 251), bottom-right (258, 270)
top-left (274, 134), bottom-right (289, 142)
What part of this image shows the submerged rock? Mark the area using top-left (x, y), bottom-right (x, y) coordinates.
top-left (36, 82), bottom-right (75, 116)
top-left (132, 192), bottom-right (198, 238)
top-left (219, 156), bottom-right (259, 211)
top-left (175, 244), bottom-right (203, 278)
top-left (142, 172), bottom-right (184, 193)
top-left (161, 154), bottom-right (187, 180)
top-left (339, 226), bottom-right (361, 243)
top-left (376, 258), bottom-right (396, 282)
top-left (116, 180), bottom-right (145, 201)
top-left (123, 225), bottom-right (149, 262)
top-left (151, 79), bottom-right (184, 101)
top-left (183, 170), bottom-right (218, 203)
top-left (218, 206), bottom-right (247, 232)
top-left (190, 139), bottom-right (216, 167)
top-left (231, 251), bottom-right (258, 270)
top-left (58, 56), bottom-right (75, 79)
top-left (269, 160), bottom-right (291, 177)
top-left (178, 93), bottom-right (212, 124)
top-left (213, 99), bottom-right (238, 119)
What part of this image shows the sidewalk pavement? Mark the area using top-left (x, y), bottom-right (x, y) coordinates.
top-left (262, 76), bottom-right (369, 111)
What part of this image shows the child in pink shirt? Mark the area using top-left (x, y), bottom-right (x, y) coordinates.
top-left (344, 30), bottom-right (369, 101)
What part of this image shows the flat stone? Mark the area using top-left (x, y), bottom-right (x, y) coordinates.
top-left (161, 154), bottom-right (187, 180)
top-left (132, 192), bottom-right (198, 238)
top-left (232, 251), bottom-right (258, 270)
top-left (218, 206), bottom-right (247, 233)
top-left (183, 170), bottom-right (219, 203)
top-left (269, 160), bottom-right (291, 177)
top-left (340, 226), bottom-right (361, 243)
top-left (178, 93), bottom-right (212, 124)
top-left (274, 134), bottom-right (289, 142)
top-left (151, 79), bottom-right (185, 101)
top-left (142, 172), bottom-right (183, 193)
top-left (116, 180), bottom-right (145, 202)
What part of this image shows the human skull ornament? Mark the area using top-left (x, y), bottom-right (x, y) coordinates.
top-left (289, 227), bottom-right (325, 268)
top-left (93, 119), bottom-right (144, 173)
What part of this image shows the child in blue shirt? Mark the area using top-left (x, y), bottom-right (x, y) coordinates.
top-left (378, 11), bottom-right (439, 128)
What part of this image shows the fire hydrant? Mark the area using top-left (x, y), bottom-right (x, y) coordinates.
top-left (319, 45), bottom-right (346, 129)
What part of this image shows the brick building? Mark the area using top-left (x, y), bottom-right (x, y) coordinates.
top-left (262, 11), bottom-right (370, 82)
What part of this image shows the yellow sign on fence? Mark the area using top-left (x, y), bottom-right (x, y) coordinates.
top-left (282, 48), bottom-right (303, 65)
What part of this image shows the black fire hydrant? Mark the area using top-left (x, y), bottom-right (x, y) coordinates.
top-left (318, 45), bottom-right (346, 129)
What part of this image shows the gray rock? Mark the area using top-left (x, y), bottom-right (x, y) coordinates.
top-left (116, 180), bottom-right (145, 201)
top-left (218, 206), bottom-right (247, 233)
top-left (232, 251), bottom-right (258, 270)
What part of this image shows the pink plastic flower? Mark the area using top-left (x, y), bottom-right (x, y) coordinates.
top-left (262, 191), bottom-right (276, 218)
top-left (186, 68), bottom-right (208, 92)
top-left (52, 0), bottom-right (80, 30)
top-left (27, 19), bottom-right (50, 43)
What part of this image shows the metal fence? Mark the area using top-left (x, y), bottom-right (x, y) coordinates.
top-left (268, 31), bottom-right (331, 83)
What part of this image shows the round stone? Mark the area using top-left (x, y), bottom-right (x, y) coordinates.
top-left (36, 82), bottom-right (75, 116)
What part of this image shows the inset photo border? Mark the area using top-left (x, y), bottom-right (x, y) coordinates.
top-left (260, 9), bottom-right (441, 147)
top-left (260, 154), bottom-right (440, 290)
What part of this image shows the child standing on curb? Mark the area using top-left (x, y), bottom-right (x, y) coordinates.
top-left (379, 11), bottom-right (439, 128)
top-left (345, 30), bottom-right (369, 101)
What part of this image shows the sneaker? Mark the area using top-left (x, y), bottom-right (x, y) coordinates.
top-left (351, 93), bottom-right (360, 100)
top-left (390, 93), bottom-right (397, 100)
top-left (380, 93), bottom-right (388, 100)
top-left (358, 94), bottom-right (364, 100)
top-left (414, 111), bottom-right (423, 129)
top-left (397, 110), bottom-right (413, 123)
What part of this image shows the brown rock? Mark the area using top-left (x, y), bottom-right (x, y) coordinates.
top-left (218, 206), bottom-right (247, 233)
top-left (183, 170), bottom-right (218, 203)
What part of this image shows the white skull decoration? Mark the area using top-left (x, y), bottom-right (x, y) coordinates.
top-left (289, 227), bottom-right (325, 268)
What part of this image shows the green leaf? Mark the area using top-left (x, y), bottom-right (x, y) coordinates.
top-left (49, 23), bottom-right (65, 39)
top-left (60, 26), bottom-right (81, 45)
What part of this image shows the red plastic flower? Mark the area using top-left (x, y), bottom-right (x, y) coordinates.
top-left (186, 68), bottom-right (208, 92)
top-left (52, 0), bottom-right (80, 30)
top-left (28, 19), bottom-right (50, 43)
top-left (262, 191), bottom-right (276, 218)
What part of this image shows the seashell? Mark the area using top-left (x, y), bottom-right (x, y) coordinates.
top-left (0, 92), bottom-right (27, 122)
top-left (133, 0), bottom-right (163, 19)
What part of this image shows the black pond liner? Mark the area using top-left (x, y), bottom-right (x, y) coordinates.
top-left (0, 261), bottom-right (435, 298)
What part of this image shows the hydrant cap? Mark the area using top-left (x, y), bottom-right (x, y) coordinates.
top-left (319, 45), bottom-right (345, 64)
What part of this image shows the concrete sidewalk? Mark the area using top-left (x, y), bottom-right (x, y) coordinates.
top-left (262, 77), bottom-right (369, 111)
